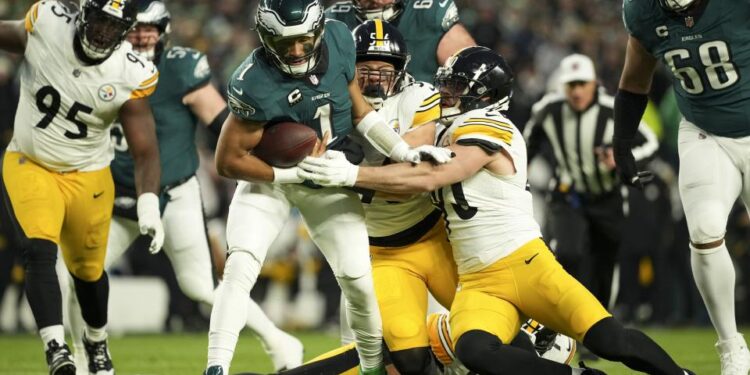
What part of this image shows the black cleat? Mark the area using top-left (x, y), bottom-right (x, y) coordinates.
top-left (580, 361), bottom-right (607, 375)
top-left (203, 365), bottom-right (224, 375)
top-left (83, 334), bottom-right (114, 374)
top-left (45, 340), bottom-right (76, 375)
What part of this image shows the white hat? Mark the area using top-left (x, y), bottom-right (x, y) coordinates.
top-left (558, 54), bottom-right (596, 84)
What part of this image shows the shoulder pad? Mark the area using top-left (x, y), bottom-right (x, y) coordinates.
top-left (325, 1), bottom-right (356, 17)
top-left (400, 81), bottom-right (441, 128)
top-left (226, 54), bottom-right (268, 122)
top-left (451, 110), bottom-right (517, 149)
top-left (406, 0), bottom-right (459, 32)
top-left (164, 46), bottom-right (212, 91)
top-left (26, 1), bottom-right (77, 36)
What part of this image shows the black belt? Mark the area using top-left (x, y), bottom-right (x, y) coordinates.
top-left (369, 209), bottom-right (442, 248)
top-left (163, 175), bottom-right (193, 192)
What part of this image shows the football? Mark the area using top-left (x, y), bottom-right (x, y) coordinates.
top-left (253, 122), bottom-right (318, 168)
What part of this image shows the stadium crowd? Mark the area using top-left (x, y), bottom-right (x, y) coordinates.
top-left (0, 0), bottom-right (747, 337)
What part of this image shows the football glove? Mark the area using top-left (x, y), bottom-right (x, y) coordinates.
top-left (298, 150), bottom-right (359, 187)
top-left (137, 192), bottom-right (165, 254)
top-left (390, 143), bottom-right (454, 165)
top-left (613, 137), bottom-right (653, 189)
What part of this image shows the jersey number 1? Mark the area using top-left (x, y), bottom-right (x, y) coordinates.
top-left (35, 85), bottom-right (92, 139)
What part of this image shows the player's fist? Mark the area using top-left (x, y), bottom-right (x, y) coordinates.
top-left (390, 142), bottom-right (454, 164)
top-left (613, 137), bottom-right (653, 189)
top-left (137, 192), bottom-right (164, 254)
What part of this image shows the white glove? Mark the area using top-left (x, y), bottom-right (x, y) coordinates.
top-left (391, 143), bottom-right (454, 164)
top-left (137, 192), bottom-right (165, 254)
top-left (297, 150), bottom-right (359, 187)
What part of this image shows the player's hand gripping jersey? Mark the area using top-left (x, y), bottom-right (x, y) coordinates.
top-left (360, 80), bottom-right (442, 240)
top-left (622, 0), bottom-right (750, 137)
top-left (10, 1), bottom-right (158, 172)
top-left (435, 106), bottom-right (542, 274)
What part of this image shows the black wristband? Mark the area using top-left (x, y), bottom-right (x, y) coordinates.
top-left (614, 89), bottom-right (648, 140)
top-left (208, 107), bottom-right (230, 136)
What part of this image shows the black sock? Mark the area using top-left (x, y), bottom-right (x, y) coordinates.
top-left (510, 331), bottom-right (536, 353)
top-left (72, 271), bottom-right (109, 328)
top-left (455, 330), bottom-right (570, 375)
top-left (390, 347), bottom-right (438, 375)
top-left (23, 239), bottom-right (62, 328)
top-left (583, 317), bottom-right (683, 375)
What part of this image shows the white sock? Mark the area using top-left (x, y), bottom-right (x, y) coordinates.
top-left (245, 299), bottom-right (283, 348)
top-left (85, 325), bottom-right (107, 342)
top-left (207, 251), bottom-right (261, 371)
top-left (66, 280), bottom-right (86, 354)
top-left (690, 242), bottom-right (738, 341)
top-left (338, 274), bottom-right (383, 370)
top-left (39, 325), bottom-right (66, 348)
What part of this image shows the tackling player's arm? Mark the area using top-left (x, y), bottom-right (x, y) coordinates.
top-left (436, 24), bottom-right (475, 66)
top-left (613, 35), bottom-right (658, 188)
top-left (120, 97), bottom-right (161, 195)
top-left (0, 20), bottom-right (27, 54)
top-left (183, 83), bottom-right (229, 135)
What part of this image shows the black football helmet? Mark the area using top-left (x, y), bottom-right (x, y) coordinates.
top-left (256, 0), bottom-right (325, 77)
top-left (434, 46), bottom-right (514, 119)
top-left (658, 0), bottom-right (699, 12)
top-left (353, 19), bottom-right (410, 108)
top-left (131, 0), bottom-right (171, 61)
top-left (76, 0), bottom-right (138, 61)
top-left (352, 0), bottom-right (404, 22)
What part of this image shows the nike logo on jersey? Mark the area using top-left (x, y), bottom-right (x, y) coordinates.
top-left (524, 253), bottom-right (539, 265)
top-left (439, 0), bottom-right (450, 7)
top-left (231, 86), bottom-right (244, 96)
top-left (93, 191), bottom-right (104, 199)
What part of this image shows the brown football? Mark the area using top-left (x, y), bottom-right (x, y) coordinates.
top-left (253, 121), bottom-right (318, 168)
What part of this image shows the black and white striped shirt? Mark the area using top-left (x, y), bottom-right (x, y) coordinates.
top-left (524, 88), bottom-right (658, 196)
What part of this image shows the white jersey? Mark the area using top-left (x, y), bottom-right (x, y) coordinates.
top-left (8, 1), bottom-right (158, 172)
top-left (361, 81), bottom-right (442, 240)
top-left (435, 107), bottom-right (542, 274)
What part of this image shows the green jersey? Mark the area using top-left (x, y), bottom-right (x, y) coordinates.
top-left (111, 46), bottom-right (212, 189)
top-left (227, 20), bottom-right (356, 143)
top-left (325, 0), bottom-right (460, 82)
top-left (623, 0), bottom-right (750, 137)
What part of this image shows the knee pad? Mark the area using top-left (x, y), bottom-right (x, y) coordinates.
top-left (69, 261), bottom-right (104, 282)
top-left (383, 315), bottom-right (425, 350)
top-left (686, 204), bottom-right (727, 245)
top-left (223, 251), bottom-right (261, 293)
top-left (390, 347), bottom-right (435, 375)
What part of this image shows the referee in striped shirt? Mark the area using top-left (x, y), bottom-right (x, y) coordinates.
top-left (524, 54), bottom-right (658, 309)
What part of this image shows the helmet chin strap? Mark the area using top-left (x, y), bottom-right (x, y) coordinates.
top-left (363, 95), bottom-right (384, 110)
top-left (362, 6), bottom-right (398, 21)
top-left (132, 47), bottom-right (156, 61)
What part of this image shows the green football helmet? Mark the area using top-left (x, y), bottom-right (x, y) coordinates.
top-left (255, 0), bottom-right (325, 77)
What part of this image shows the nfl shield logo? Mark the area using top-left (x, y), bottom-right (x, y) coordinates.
top-left (309, 74), bottom-right (319, 86)
top-left (685, 16), bottom-right (694, 28)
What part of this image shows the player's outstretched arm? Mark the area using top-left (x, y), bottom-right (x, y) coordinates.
top-left (437, 24), bottom-right (476, 67)
top-left (0, 20), bottom-right (27, 54)
top-left (613, 36), bottom-right (658, 189)
top-left (121, 97), bottom-right (164, 253)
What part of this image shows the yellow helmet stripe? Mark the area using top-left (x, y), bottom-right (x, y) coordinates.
top-left (374, 19), bottom-right (384, 47)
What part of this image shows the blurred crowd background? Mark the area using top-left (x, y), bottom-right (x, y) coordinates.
top-left (1, 0), bottom-right (749, 335)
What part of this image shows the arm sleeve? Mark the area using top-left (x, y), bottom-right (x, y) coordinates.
top-left (24, 2), bottom-right (41, 34)
top-left (631, 121), bottom-right (659, 162)
top-left (129, 66), bottom-right (159, 100)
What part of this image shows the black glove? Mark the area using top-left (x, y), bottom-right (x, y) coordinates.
top-left (613, 137), bottom-right (653, 189)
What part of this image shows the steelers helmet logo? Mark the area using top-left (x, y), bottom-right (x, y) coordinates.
top-left (98, 84), bottom-right (117, 102)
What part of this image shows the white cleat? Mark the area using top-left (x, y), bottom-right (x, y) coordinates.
top-left (264, 331), bottom-right (304, 371)
top-left (717, 334), bottom-right (750, 375)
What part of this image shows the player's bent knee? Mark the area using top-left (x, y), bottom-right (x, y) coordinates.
top-left (176, 275), bottom-right (214, 305)
top-left (686, 205), bottom-right (728, 245)
top-left (223, 251), bottom-right (261, 292)
top-left (690, 238), bottom-right (725, 254)
top-left (390, 347), bottom-right (434, 375)
top-left (69, 262), bottom-right (104, 282)
top-left (582, 317), bottom-right (627, 359)
top-left (454, 330), bottom-right (501, 370)
top-left (384, 315), bottom-right (426, 349)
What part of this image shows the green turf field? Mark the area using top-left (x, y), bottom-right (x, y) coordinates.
top-left (0, 328), bottom-right (740, 374)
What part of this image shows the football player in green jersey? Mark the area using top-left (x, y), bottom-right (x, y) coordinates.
top-left (62, 1), bottom-right (304, 373)
top-left (325, 0), bottom-right (475, 82)
top-left (205, 0), bottom-right (452, 374)
top-left (614, 1), bottom-right (750, 373)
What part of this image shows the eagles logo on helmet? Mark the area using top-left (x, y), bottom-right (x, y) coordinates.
top-left (76, 0), bottom-right (138, 62)
top-left (352, 0), bottom-right (404, 22)
top-left (255, 0), bottom-right (326, 77)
